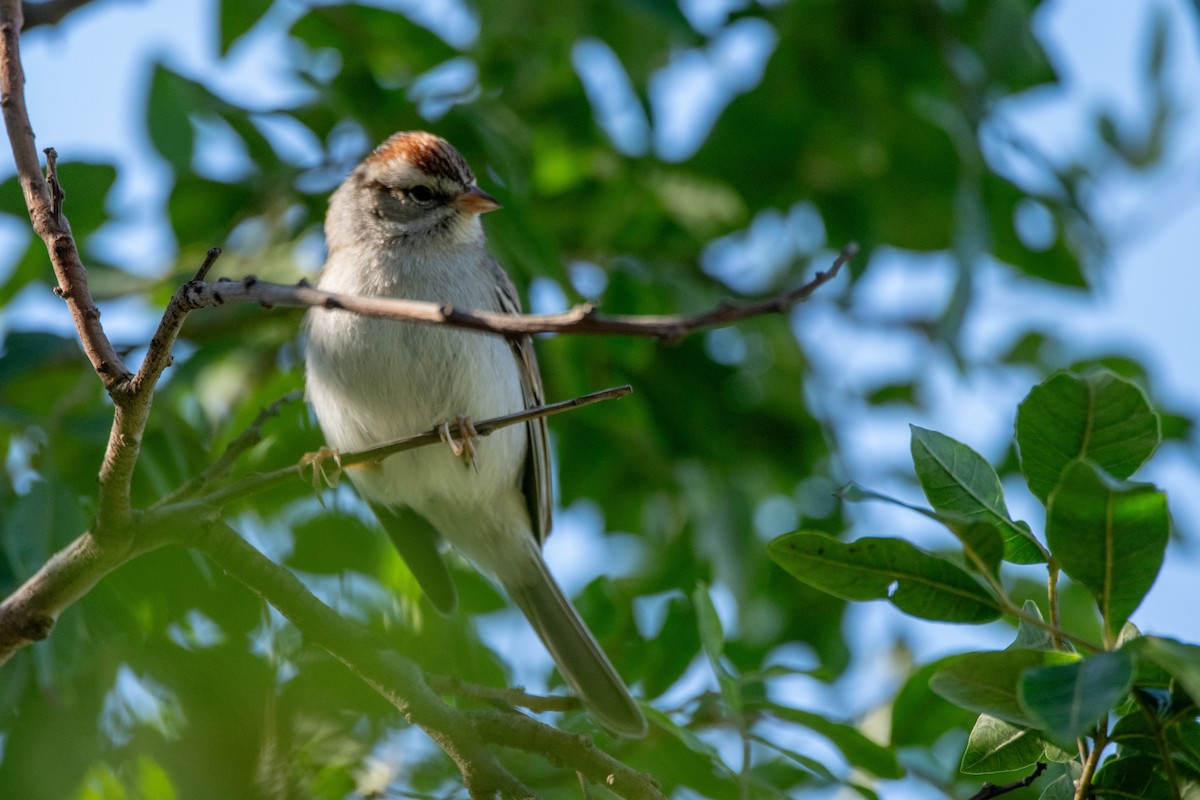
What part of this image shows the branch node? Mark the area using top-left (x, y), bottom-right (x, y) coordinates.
top-left (297, 277), bottom-right (311, 288)
top-left (242, 275), bottom-right (257, 288)
top-left (43, 146), bottom-right (64, 221)
top-left (322, 296), bottom-right (342, 310)
top-left (20, 612), bottom-right (54, 641)
top-left (193, 247), bottom-right (222, 281)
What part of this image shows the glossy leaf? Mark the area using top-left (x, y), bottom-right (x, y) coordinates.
top-left (1045, 460), bottom-right (1168, 635)
top-left (1016, 371), bottom-right (1161, 503)
top-left (768, 533), bottom-right (1000, 623)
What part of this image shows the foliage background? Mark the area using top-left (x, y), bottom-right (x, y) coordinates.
top-left (1, 0), bottom-right (1198, 797)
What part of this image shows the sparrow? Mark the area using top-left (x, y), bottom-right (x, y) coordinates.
top-left (304, 131), bottom-right (646, 737)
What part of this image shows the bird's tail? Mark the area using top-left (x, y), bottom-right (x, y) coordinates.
top-left (501, 554), bottom-right (647, 738)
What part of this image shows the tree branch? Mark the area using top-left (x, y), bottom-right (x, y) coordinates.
top-left (188, 384), bottom-right (633, 511)
top-left (967, 762), bottom-right (1047, 800)
top-left (176, 243), bottom-right (855, 341)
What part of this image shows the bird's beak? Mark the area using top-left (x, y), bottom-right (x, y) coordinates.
top-left (455, 185), bottom-right (501, 215)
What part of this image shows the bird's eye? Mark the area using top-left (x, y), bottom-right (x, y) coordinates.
top-left (408, 185), bottom-right (435, 204)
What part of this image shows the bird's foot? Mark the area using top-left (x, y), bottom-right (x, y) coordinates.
top-left (438, 415), bottom-right (479, 469)
top-left (299, 446), bottom-right (343, 502)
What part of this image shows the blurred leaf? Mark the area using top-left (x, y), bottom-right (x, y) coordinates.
top-left (769, 532), bottom-right (1001, 623)
top-left (1016, 370), bottom-right (1161, 503)
top-left (1018, 650), bottom-right (1134, 742)
top-left (767, 704), bottom-right (903, 779)
top-left (1045, 461), bottom-right (1168, 636)
top-left (891, 658), bottom-right (978, 747)
top-left (146, 64), bottom-right (196, 170)
top-left (219, 0), bottom-right (273, 55)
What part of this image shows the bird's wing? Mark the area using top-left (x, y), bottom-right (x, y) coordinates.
top-left (490, 257), bottom-right (552, 545)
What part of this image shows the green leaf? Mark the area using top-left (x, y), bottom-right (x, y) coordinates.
top-left (1018, 650), bottom-right (1134, 742)
top-left (768, 705), bottom-right (903, 779)
top-left (1016, 370), bottom-right (1161, 503)
top-left (219, 0), bottom-right (273, 55)
top-left (961, 714), bottom-right (1046, 775)
top-left (768, 533), bottom-right (1001, 623)
top-left (146, 64), bottom-right (196, 170)
top-left (891, 658), bottom-right (979, 747)
top-left (692, 582), bottom-right (741, 714)
top-left (1038, 763), bottom-right (1083, 800)
top-left (910, 425), bottom-right (1044, 563)
top-left (1045, 460), bottom-right (1168, 636)
top-left (1092, 755), bottom-right (1173, 799)
top-left (1009, 600), bottom-right (1056, 651)
top-left (1129, 637), bottom-right (1200, 703)
top-left (930, 649), bottom-right (1078, 727)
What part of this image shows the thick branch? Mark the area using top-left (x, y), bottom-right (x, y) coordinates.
top-left (179, 244), bottom-right (855, 341)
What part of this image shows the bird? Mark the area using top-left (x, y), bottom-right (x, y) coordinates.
top-left (304, 131), bottom-right (646, 738)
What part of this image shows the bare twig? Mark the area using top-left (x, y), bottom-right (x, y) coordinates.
top-left (0, 1), bottom-right (129, 388)
top-left (426, 674), bottom-right (581, 714)
top-left (179, 243), bottom-right (856, 341)
top-left (967, 762), bottom-right (1047, 799)
top-left (162, 389), bottom-right (304, 504)
top-left (191, 385), bottom-right (633, 511)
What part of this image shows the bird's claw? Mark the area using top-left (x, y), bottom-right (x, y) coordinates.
top-left (439, 415), bottom-right (479, 469)
top-left (300, 446), bottom-right (343, 503)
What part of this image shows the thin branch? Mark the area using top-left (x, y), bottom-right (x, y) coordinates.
top-left (967, 762), bottom-right (1047, 800)
top-left (469, 709), bottom-right (664, 799)
top-left (131, 247), bottom-right (223, 395)
top-left (162, 388), bottom-right (304, 505)
top-left (178, 243), bottom-right (856, 341)
top-left (426, 674), bottom-right (581, 714)
top-left (188, 385), bottom-right (633, 511)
